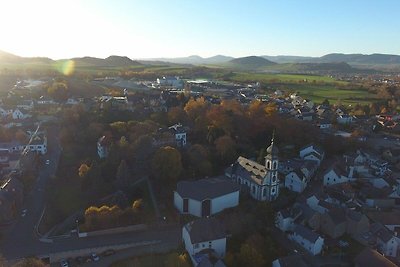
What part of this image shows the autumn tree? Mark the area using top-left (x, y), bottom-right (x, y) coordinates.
top-left (187, 144), bottom-right (213, 177)
top-left (78, 163), bottom-right (90, 178)
top-left (47, 81), bottom-right (69, 102)
top-left (168, 106), bottom-right (187, 125)
top-left (184, 97), bottom-right (208, 120)
top-left (165, 253), bottom-right (191, 267)
top-left (152, 146), bottom-right (182, 185)
top-left (236, 243), bottom-right (265, 267)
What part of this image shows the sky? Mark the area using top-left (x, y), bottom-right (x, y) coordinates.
top-left (0, 0), bottom-right (399, 59)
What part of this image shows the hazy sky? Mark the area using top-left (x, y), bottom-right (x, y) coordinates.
top-left (1, 0), bottom-right (399, 59)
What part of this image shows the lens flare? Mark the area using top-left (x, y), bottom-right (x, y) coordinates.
top-left (56, 60), bottom-right (75, 76)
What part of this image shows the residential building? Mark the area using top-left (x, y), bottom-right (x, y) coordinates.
top-left (354, 248), bottom-right (397, 267)
top-left (369, 223), bottom-right (399, 257)
top-left (320, 208), bottom-right (347, 238)
top-left (299, 144), bottom-right (324, 166)
top-left (174, 177), bottom-right (240, 217)
top-left (275, 207), bottom-right (302, 232)
top-left (168, 123), bottom-right (187, 147)
top-left (182, 217), bottom-right (226, 267)
top-left (284, 170), bottom-right (308, 193)
top-left (272, 255), bottom-right (308, 267)
top-left (97, 136), bottom-right (111, 159)
top-left (323, 164), bottom-right (354, 186)
top-left (225, 135), bottom-right (279, 202)
top-left (289, 224), bottom-right (324, 255)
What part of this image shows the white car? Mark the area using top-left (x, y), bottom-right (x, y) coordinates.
top-left (21, 209), bottom-right (27, 217)
top-left (45, 160), bottom-right (50, 165)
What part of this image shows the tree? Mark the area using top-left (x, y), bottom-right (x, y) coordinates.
top-left (165, 253), bottom-right (190, 267)
top-left (78, 163), bottom-right (90, 178)
top-left (12, 257), bottom-right (46, 267)
top-left (215, 135), bottom-right (237, 163)
top-left (115, 160), bottom-right (130, 190)
top-left (237, 243), bottom-right (265, 267)
top-left (47, 81), bottom-right (69, 102)
top-left (168, 106), bottom-right (187, 125)
top-left (184, 97), bottom-right (208, 120)
top-left (152, 146), bottom-right (182, 185)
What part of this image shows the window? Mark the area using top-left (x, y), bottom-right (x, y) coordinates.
top-left (263, 188), bottom-right (266, 196)
top-left (271, 188), bottom-right (276, 194)
top-left (267, 161), bottom-right (270, 169)
top-left (273, 161), bottom-right (277, 169)
top-left (202, 244), bottom-right (205, 248)
top-left (252, 186), bottom-right (255, 194)
top-left (194, 243), bottom-right (199, 248)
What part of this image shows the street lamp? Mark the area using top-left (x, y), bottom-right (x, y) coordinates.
top-left (76, 219), bottom-right (79, 236)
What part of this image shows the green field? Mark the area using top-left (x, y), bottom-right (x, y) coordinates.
top-left (286, 84), bottom-right (377, 106)
top-left (227, 72), bottom-right (375, 105)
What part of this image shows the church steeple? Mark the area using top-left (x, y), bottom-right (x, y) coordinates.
top-left (263, 130), bottom-right (279, 201)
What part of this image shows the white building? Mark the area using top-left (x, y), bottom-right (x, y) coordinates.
top-left (157, 76), bottom-right (183, 88)
top-left (285, 170), bottom-right (308, 193)
top-left (12, 108), bottom-right (31, 120)
top-left (299, 144), bottom-right (324, 166)
top-left (225, 135), bottom-right (279, 202)
top-left (182, 217), bottom-right (226, 267)
top-left (97, 136), bottom-right (110, 159)
top-left (168, 123), bottom-right (187, 147)
top-left (369, 223), bottom-right (399, 257)
top-left (290, 224), bottom-right (324, 255)
top-left (174, 177), bottom-right (240, 217)
top-left (323, 165), bottom-right (354, 186)
top-left (26, 133), bottom-right (47, 155)
top-left (337, 114), bottom-right (354, 124)
top-left (275, 208), bottom-right (302, 232)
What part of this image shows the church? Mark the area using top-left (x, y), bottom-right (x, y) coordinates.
top-left (225, 135), bottom-right (280, 202)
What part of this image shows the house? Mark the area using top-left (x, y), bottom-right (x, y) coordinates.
top-left (272, 255), bottom-right (308, 267)
top-left (299, 144), bottom-right (324, 166)
top-left (97, 136), bottom-right (111, 159)
top-left (275, 207), bottom-right (302, 232)
top-left (354, 248), bottom-right (397, 267)
top-left (174, 177), bottom-right (240, 217)
top-left (182, 217), bottom-right (226, 267)
top-left (320, 208), bottom-right (347, 238)
top-left (323, 164), bottom-right (354, 186)
top-left (168, 123), bottom-right (187, 147)
top-left (337, 114), bottom-right (354, 124)
top-left (368, 223), bottom-right (399, 257)
top-left (157, 76), bottom-right (183, 88)
top-left (225, 135), bottom-right (279, 202)
top-left (284, 170), bottom-right (308, 193)
top-left (289, 224), bottom-right (324, 255)
top-left (317, 119), bottom-right (332, 129)
top-left (26, 132), bottom-right (47, 155)
top-left (346, 210), bottom-right (370, 237)
top-left (0, 175), bottom-right (23, 222)
top-left (12, 108), bottom-right (31, 120)
top-left (17, 100), bottom-right (34, 110)
top-left (367, 211), bottom-right (400, 236)
top-left (66, 98), bottom-right (80, 105)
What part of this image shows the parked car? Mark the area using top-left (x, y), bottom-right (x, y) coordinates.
top-left (101, 249), bottom-right (116, 257)
top-left (60, 259), bottom-right (69, 267)
top-left (91, 253), bottom-right (100, 261)
top-left (21, 209), bottom-right (27, 217)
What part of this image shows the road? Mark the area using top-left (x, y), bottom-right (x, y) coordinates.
top-left (1, 125), bottom-right (62, 260)
top-left (0, 126), bottom-right (181, 264)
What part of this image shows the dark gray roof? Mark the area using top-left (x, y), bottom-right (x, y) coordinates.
top-left (354, 248), bottom-right (397, 267)
top-left (185, 217), bottom-right (226, 244)
top-left (277, 255), bottom-right (308, 267)
top-left (370, 223), bottom-right (395, 243)
top-left (326, 208), bottom-right (347, 225)
top-left (176, 177), bottom-right (240, 201)
top-left (294, 224), bottom-right (321, 243)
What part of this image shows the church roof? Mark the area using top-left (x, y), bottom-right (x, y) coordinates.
top-left (232, 156), bottom-right (266, 185)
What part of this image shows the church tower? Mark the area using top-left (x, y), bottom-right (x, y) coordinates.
top-left (263, 132), bottom-right (279, 201)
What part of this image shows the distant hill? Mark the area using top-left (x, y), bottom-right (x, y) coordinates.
top-left (225, 56), bottom-right (277, 70)
top-left (319, 53), bottom-right (400, 65)
top-left (145, 55), bottom-right (234, 65)
top-left (262, 55), bottom-right (316, 64)
top-left (67, 55), bottom-right (141, 67)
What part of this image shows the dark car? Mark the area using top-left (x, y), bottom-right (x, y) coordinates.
top-left (101, 249), bottom-right (116, 257)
